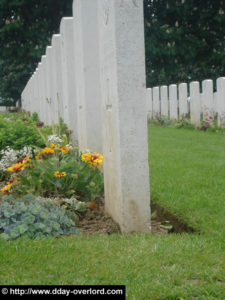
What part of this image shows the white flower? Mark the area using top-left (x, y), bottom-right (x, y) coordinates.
top-left (0, 146), bottom-right (32, 171)
top-left (18, 146), bottom-right (32, 158)
top-left (66, 143), bottom-right (73, 150)
top-left (48, 135), bottom-right (63, 144)
top-left (0, 147), bottom-right (18, 171)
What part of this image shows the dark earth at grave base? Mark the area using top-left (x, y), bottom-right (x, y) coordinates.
top-left (76, 204), bottom-right (169, 235)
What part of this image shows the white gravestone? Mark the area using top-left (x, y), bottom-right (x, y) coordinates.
top-left (40, 55), bottom-right (47, 124)
top-left (202, 79), bottom-right (214, 126)
top-left (45, 46), bottom-right (53, 125)
top-left (37, 63), bottom-right (42, 117)
top-left (73, 0), bottom-right (87, 151)
top-left (73, 0), bottom-right (102, 153)
top-left (146, 88), bottom-right (153, 120)
top-left (33, 71), bottom-right (38, 115)
top-left (52, 34), bottom-right (64, 124)
top-left (160, 85), bottom-right (168, 119)
top-left (98, 0), bottom-right (151, 233)
top-left (178, 83), bottom-right (188, 119)
top-left (190, 81), bottom-right (201, 127)
top-left (169, 84), bottom-right (178, 120)
top-left (60, 17), bottom-right (78, 141)
top-left (152, 86), bottom-right (160, 118)
top-left (216, 77), bottom-right (225, 127)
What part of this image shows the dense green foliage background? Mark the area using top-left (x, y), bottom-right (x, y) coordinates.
top-left (144, 0), bottom-right (225, 87)
top-left (0, 0), bottom-right (73, 105)
top-left (0, 0), bottom-right (225, 104)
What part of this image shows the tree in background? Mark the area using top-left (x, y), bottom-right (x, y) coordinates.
top-left (0, 0), bottom-right (73, 104)
top-left (1, 0), bottom-right (225, 103)
top-left (144, 0), bottom-right (225, 87)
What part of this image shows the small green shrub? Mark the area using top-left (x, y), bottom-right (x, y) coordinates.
top-left (174, 120), bottom-right (195, 130)
top-left (0, 113), bottom-right (70, 153)
top-left (0, 195), bottom-right (80, 240)
top-left (0, 115), bottom-right (45, 151)
top-left (30, 112), bottom-right (39, 122)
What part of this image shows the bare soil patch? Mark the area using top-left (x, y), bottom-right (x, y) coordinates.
top-left (76, 204), bottom-right (169, 235)
top-left (151, 202), bottom-right (196, 234)
top-left (76, 200), bottom-right (196, 235)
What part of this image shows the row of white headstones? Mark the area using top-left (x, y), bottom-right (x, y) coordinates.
top-left (21, 0), bottom-right (151, 233)
top-left (147, 78), bottom-right (225, 127)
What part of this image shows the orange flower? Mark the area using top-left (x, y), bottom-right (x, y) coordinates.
top-left (54, 171), bottom-right (66, 178)
top-left (35, 152), bottom-right (41, 160)
top-left (7, 162), bottom-right (26, 173)
top-left (1, 183), bottom-right (12, 194)
top-left (23, 157), bottom-right (31, 164)
top-left (81, 152), bottom-right (103, 167)
top-left (60, 146), bottom-right (69, 154)
top-left (41, 147), bottom-right (55, 156)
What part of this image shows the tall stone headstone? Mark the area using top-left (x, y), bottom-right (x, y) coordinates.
top-left (37, 63), bottom-right (42, 117)
top-left (98, 0), bottom-right (150, 233)
top-left (160, 85), bottom-right (168, 119)
top-left (169, 84), bottom-right (178, 120)
top-left (179, 83), bottom-right (188, 119)
top-left (152, 86), bottom-right (160, 118)
top-left (73, 0), bottom-right (87, 151)
top-left (60, 17), bottom-right (78, 141)
top-left (190, 81), bottom-right (201, 127)
top-left (33, 71), bottom-right (38, 115)
top-left (52, 34), bottom-right (64, 123)
top-left (202, 79), bottom-right (214, 126)
top-left (146, 88), bottom-right (153, 120)
top-left (216, 77), bottom-right (225, 127)
top-left (41, 55), bottom-right (47, 124)
top-left (45, 46), bottom-right (53, 125)
top-left (73, 0), bottom-right (102, 153)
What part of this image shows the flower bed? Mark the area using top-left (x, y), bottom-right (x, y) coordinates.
top-left (1, 137), bottom-right (104, 201)
top-left (0, 115), bottom-right (104, 240)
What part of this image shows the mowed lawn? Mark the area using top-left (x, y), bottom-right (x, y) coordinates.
top-left (148, 124), bottom-right (225, 238)
top-left (0, 125), bottom-right (225, 299)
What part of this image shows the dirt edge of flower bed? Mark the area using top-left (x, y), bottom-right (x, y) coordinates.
top-left (76, 202), bottom-right (173, 236)
top-left (151, 202), bottom-right (197, 234)
top-left (76, 200), bottom-right (197, 235)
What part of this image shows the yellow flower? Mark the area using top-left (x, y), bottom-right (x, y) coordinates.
top-left (60, 146), bottom-right (69, 154)
top-left (81, 153), bottom-right (91, 163)
top-left (54, 171), bottom-right (66, 178)
top-left (41, 147), bottom-right (55, 156)
top-left (50, 143), bottom-right (55, 149)
top-left (35, 152), bottom-right (41, 160)
top-left (7, 162), bottom-right (26, 173)
top-left (81, 152), bottom-right (103, 167)
top-left (22, 157), bottom-right (31, 164)
top-left (1, 183), bottom-right (12, 194)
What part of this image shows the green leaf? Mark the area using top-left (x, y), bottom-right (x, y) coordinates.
top-left (17, 224), bottom-right (28, 234)
top-left (23, 215), bottom-right (36, 224)
top-left (23, 194), bottom-right (36, 202)
top-left (34, 223), bottom-right (46, 230)
top-left (39, 211), bottom-right (49, 220)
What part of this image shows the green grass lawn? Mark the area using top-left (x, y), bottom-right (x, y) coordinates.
top-left (148, 125), bottom-right (225, 239)
top-left (0, 125), bottom-right (225, 299)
